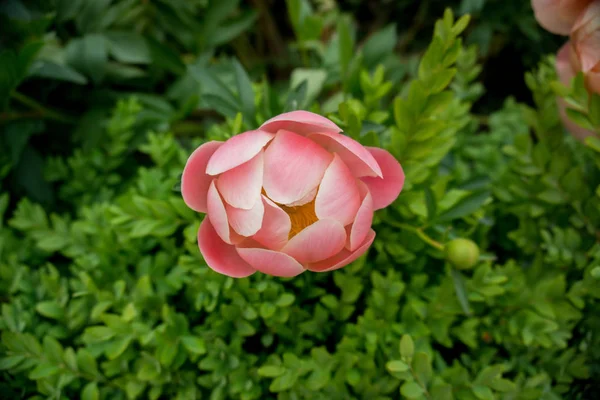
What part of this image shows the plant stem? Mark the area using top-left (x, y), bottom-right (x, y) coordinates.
top-left (386, 221), bottom-right (445, 251)
top-left (10, 91), bottom-right (76, 124)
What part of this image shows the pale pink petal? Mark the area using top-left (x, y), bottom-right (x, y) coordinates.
top-left (588, 66), bottom-right (600, 93)
top-left (307, 229), bottom-right (375, 272)
top-left (197, 218), bottom-right (255, 278)
top-left (556, 42), bottom-right (577, 87)
top-left (531, 0), bottom-right (592, 36)
top-left (263, 130), bottom-right (333, 204)
top-left (207, 180), bottom-right (233, 244)
top-left (252, 196), bottom-right (291, 250)
top-left (206, 130), bottom-right (274, 175)
top-left (236, 248), bottom-right (305, 277)
top-left (315, 154), bottom-right (361, 226)
top-left (216, 151), bottom-right (264, 210)
top-left (281, 219), bottom-right (346, 263)
top-left (226, 198), bottom-right (265, 237)
top-left (360, 147), bottom-right (405, 210)
top-left (286, 187), bottom-right (317, 207)
top-left (182, 141), bottom-right (223, 212)
top-left (260, 110), bottom-right (341, 135)
top-left (346, 182), bottom-right (374, 251)
top-left (308, 133), bottom-right (383, 177)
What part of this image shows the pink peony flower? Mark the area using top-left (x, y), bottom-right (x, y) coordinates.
top-left (181, 111), bottom-right (404, 278)
top-left (571, 1), bottom-right (600, 93)
top-left (555, 42), bottom-right (598, 139)
top-left (531, 0), bottom-right (592, 35)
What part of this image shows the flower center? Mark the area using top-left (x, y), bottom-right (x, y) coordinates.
top-left (279, 200), bottom-right (318, 239)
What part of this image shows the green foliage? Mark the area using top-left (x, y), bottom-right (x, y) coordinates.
top-left (1, 2), bottom-right (599, 400)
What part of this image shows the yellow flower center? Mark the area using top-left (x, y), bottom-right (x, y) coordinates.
top-left (279, 200), bottom-right (318, 239)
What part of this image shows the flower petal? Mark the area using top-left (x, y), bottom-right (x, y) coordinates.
top-left (346, 182), bottom-right (374, 251)
top-left (207, 180), bottom-right (233, 244)
top-left (307, 229), bottom-right (375, 272)
top-left (182, 141), bottom-right (223, 213)
top-left (236, 247), bottom-right (305, 277)
top-left (263, 130), bottom-right (333, 204)
top-left (197, 218), bottom-right (256, 278)
top-left (281, 219), bottom-right (347, 263)
top-left (226, 197), bottom-right (265, 237)
top-left (252, 196), bottom-right (291, 250)
top-left (531, 0), bottom-right (591, 36)
top-left (217, 151), bottom-right (264, 209)
top-left (360, 147), bottom-right (405, 210)
top-left (315, 153), bottom-right (361, 226)
top-left (260, 110), bottom-right (341, 135)
top-left (308, 132), bottom-right (383, 177)
top-left (206, 130), bottom-right (274, 175)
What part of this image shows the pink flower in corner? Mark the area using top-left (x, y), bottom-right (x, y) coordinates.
top-left (531, 0), bottom-right (592, 35)
top-left (181, 111), bottom-right (405, 278)
top-left (571, 1), bottom-right (600, 93)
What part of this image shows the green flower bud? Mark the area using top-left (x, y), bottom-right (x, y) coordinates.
top-left (445, 238), bottom-right (480, 270)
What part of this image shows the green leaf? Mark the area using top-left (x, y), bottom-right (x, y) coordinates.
top-left (435, 191), bottom-right (490, 222)
top-left (400, 334), bottom-right (414, 359)
top-left (28, 60), bottom-right (88, 84)
top-left (337, 16), bottom-right (354, 76)
top-left (65, 34), bottom-right (108, 83)
top-left (81, 382), bottom-right (99, 400)
top-left (276, 293), bottom-right (296, 308)
top-left (566, 108), bottom-right (594, 130)
top-left (401, 381), bottom-right (425, 398)
top-left (258, 365), bottom-right (286, 378)
top-left (362, 24), bottom-right (397, 68)
top-left (472, 385), bottom-right (494, 400)
top-left (290, 68), bottom-right (327, 106)
top-left (451, 269), bottom-right (472, 316)
top-left (232, 58), bottom-right (255, 124)
top-left (0, 355), bottom-right (25, 370)
top-left (180, 336), bottom-right (206, 355)
top-left (269, 370), bottom-right (297, 392)
top-left (29, 362), bottom-right (60, 379)
top-left (386, 360), bottom-right (409, 372)
top-left (104, 31), bottom-right (151, 64)
top-left (35, 301), bottom-right (63, 320)
top-left (413, 352), bottom-right (432, 385)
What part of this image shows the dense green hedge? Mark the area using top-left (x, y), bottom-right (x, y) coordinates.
top-left (1, 1), bottom-right (600, 399)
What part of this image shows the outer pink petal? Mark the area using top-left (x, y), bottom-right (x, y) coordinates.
top-left (206, 130), bottom-right (274, 175)
top-left (531, 0), bottom-right (591, 35)
top-left (556, 42), bottom-right (577, 86)
top-left (182, 141), bottom-right (223, 212)
top-left (197, 218), bottom-right (256, 278)
top-left (360, 147), bottom-right (405, 210)
top-left (286, 187), bottom-right (317, 207)
top-left (315, 153), bottom-right (361, 226)
top-left (346, 182), bottom-right (374, 251)
top-left (226, 198), bottom-right (265, 237)
top-left (236, 248), bottom-right (305, 277)
top-left (207, 180), bottom-right (233, 244)
top-left (260, 110), bottom-right (341, 135)
top-left (307, 229), bottom-right (375, 272)
top-left (217, 151), bottom-right (264, 210)
top-left (308, 133), bottom-right (383, 177)
top-left (263, 130), bottom-right (333, 204)
top-left (252, 196), bottom-right (291, 250)
top-left (281, 219), bottom-right (347, 263)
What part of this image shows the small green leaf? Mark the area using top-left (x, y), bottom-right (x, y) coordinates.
top-left (36, 301), bottom-right (64, 320)
top-left (386, 360), bottom-right (409, 372)
top-left (258, 365), bottom-right (286, 378)
top-left (435, 191), bottom-right (490, 222)
top-left (401, 381), bottom-right (425, 398)
top-left (29, 362), bottom-right (60, 379)
top-left (400, 334), bottom-right (414, 359)
top-left (81, 382), bottom-right (99, 400)
top-left (472, 385), bottom-right (494, 400)
top-left (180, 336), bottom-right (207, 355)
top-left (413, 352), bottom-right (432, 385)
top-left (276, 293), bottom-right (295, 307)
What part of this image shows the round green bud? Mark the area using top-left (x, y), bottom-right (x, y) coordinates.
top-left (445, 238), bottom-right (480, 270)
